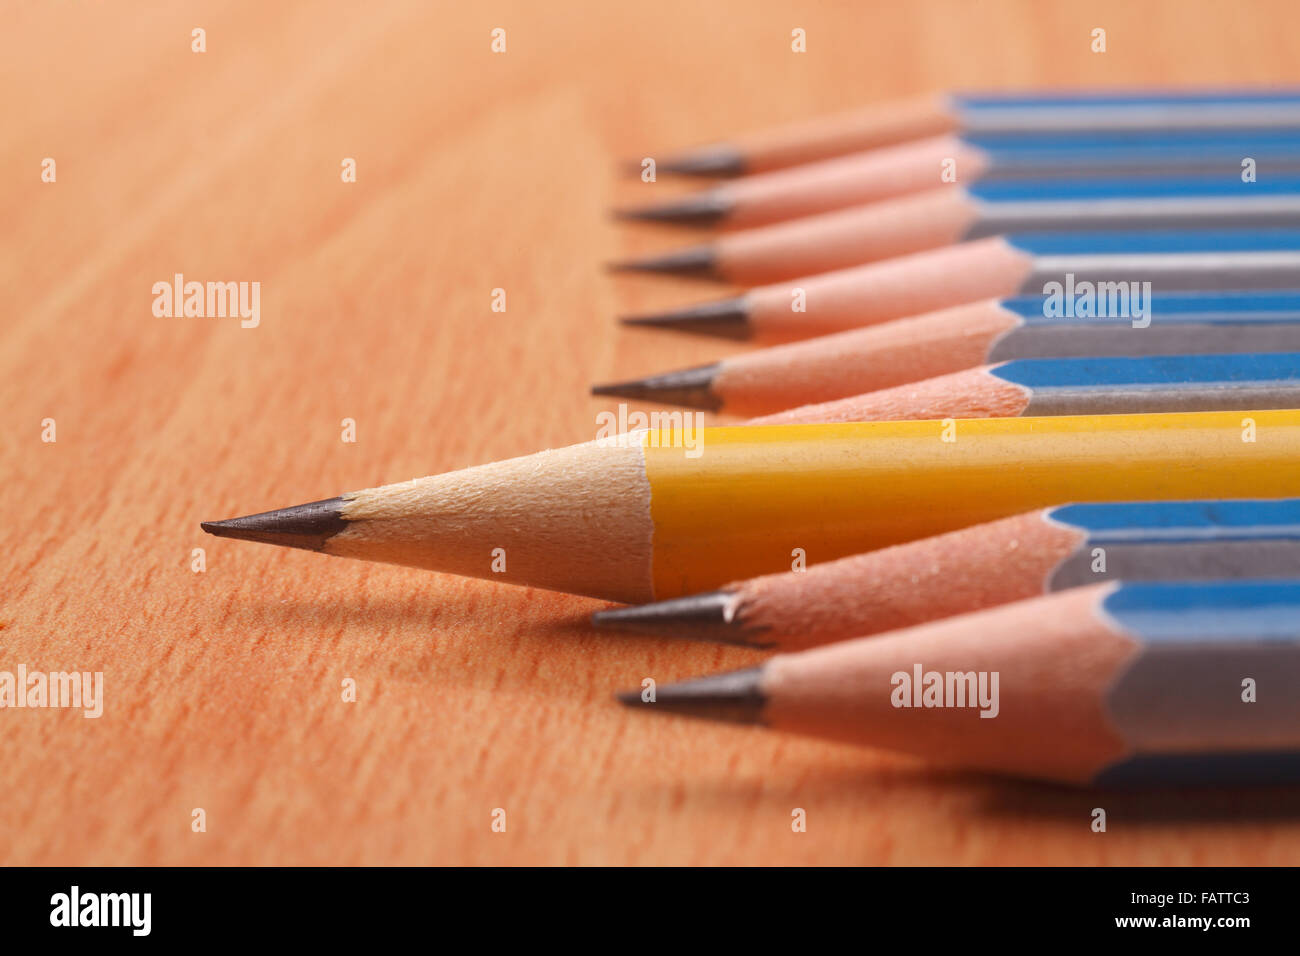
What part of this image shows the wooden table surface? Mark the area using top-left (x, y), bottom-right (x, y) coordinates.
top-left (6, 0), bottom-right (1300, 865)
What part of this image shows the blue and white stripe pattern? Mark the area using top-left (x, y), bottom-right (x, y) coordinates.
top-left (1092, 579), bottom-right (1300, 784)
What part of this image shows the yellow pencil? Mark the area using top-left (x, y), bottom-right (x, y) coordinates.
top-left (202, 410), bottom-right (1300, 602)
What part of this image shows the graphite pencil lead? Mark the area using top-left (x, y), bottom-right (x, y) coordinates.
top-left (654, 145), bottom-right (747, 177)
top-left (590, 362), bottom-right (724, 411)
top-left (619, 297), bottom-right (753, 340)
top-left (606, 245), bottom-right (720, 279)
top-left (612, 192), bottom-right (734, 227)
top-left (616, 667), bottom-right (768, 724)
top-left (200, 496), bottom-right (349, 552)
top-left (593, 589), bottom-right (773, 646)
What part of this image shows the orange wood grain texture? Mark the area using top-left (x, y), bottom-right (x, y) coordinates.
top-left (5, 0), bottom-right (1300, 866)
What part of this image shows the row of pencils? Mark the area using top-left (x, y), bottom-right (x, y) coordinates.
top-left (205, 89), bottom-right (1300, 788)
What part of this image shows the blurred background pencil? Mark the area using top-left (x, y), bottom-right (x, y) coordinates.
top-left (617, 579), bottom-right (1300, 787)
top-left (203, 411), bottom-right (1300, 600)
top-left (614, 179), bottom-right (1300, 284)
top-left (595, 292), bottom-right (1300, 415)
top-left (648, 88), bottom-right (1300, 176)
top-left (594, 498), bottom-right (1300, 649)
top-left (620, 130), bottom-right (1300, 229)
top-left (623, 230), bottom-right (1300, 342)
top-left (747, 353), bottom-right (1300, 425)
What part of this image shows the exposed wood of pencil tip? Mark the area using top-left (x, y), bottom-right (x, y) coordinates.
top-left (200, 497), bottom-right (349, 551)
top-left (619, 297), bottom-right (753, 339)
top-left (616, 666), bottom-right (768, 724)
top-left (593, 589), bottom-right (773, 646)
top-left (590, 362), bottom-right (724, 411)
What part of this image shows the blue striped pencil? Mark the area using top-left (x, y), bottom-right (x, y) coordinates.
top-left (650, 88), bottom-right (1300, 176)
top-left (593, 498), bottom-right (1300, 649)
top-left (593, 292), bottom-right (1300, 414)
top-left (617, 579), bottom-right (1300, 786)
top-left (615, 178), bottom-right (1300, 284)
top-left (752, 353), bottom-right (1300, 424)
top-left (622, 230), bottom-right (1300, 342)
top-left (624, 130), bottom-right (1300, 228)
